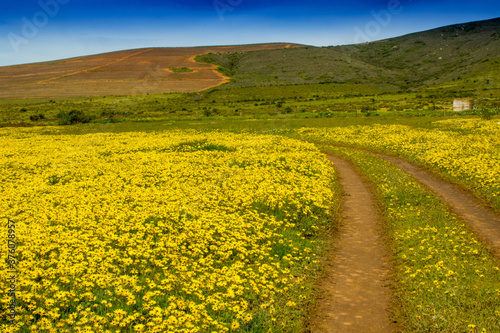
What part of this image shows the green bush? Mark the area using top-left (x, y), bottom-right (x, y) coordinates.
top-left (30, 114), bottom-right (45, 122)
top-left (56, 110), bottom-right (93, 125)
top-left (479, 108), bottom-right (498, 120)
top-left (170, 67), bottom-right (193, 73)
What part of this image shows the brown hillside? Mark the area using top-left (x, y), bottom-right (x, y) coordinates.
top-left (0, 43), bottom-right (302, 98)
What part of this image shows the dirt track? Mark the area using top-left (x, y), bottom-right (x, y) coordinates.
top-left (310, 149), bottom-right (500, 332)
top-left (308, 155), bottom-right (395, 333)
top-left (377, 153), bottom-right (500, 260)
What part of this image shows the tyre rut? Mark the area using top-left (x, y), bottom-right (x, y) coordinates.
top-left (308, 155), bottom-right (395, 333)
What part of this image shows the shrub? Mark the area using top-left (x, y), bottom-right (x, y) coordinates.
top-left (56, 110), bottom-right (93, 125)
top-left (30, 114), bottom-right (45, 122)
top-left (480, 108), bottom-right (498, 120)
top-left (170, 67), bottom-right (193, 73)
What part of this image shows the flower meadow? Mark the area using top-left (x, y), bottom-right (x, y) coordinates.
top-left (1, 117), bottom-right (499, 332)
top-left (295, 119), bottom-right (500, 211)
top-left (0, 128), bottom-right (337, 332)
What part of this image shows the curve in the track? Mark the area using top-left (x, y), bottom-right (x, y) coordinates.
top-left (376, 153), bottom-right (500, 260)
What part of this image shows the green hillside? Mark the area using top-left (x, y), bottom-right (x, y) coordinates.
top-left (196, 17), bottom-right (500, 93)
top-left (196, 47), bottom-right (400, 86)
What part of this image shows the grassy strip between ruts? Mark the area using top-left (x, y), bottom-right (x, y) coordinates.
top-left (321, 146), bottom-right (500, 333)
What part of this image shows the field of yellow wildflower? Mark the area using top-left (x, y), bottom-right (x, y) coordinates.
top-left (0, 127), bottom-right (337, 332)
top-left (295, 118), bottom-right (500, 211)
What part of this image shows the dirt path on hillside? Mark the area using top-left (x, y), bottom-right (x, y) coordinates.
top-left (308, 155), bottom-right (395, 333)
top-left (188, 54), bottom-right (231, 86)
top-left (376, 153), bottom-right (500, 260)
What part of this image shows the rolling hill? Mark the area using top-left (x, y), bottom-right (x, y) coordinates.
top-left (0, 43), bottom-right (302, 98)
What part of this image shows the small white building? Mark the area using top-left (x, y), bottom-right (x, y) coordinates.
top-left (453, 99), bottom-right (472, 112)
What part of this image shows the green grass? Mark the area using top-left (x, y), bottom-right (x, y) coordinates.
top-left (2, 82), bottom-right (497, 127)
top-left (18, 112), bottom-right (497, 142)
top-left (322, 146), bottom-right (500, 332)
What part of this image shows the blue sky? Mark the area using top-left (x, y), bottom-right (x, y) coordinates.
top-left (1, 0), bottom-right (499, 66)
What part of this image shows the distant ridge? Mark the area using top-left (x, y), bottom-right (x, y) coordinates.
top-left (198, 17), bottom-right (500, 91)
top-left (335, 17), bottom-right (500, 88)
